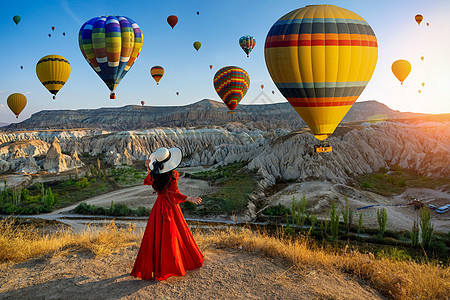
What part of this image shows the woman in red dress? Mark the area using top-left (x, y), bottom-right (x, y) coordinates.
top-left (131, 147), bottom-right (204, 280)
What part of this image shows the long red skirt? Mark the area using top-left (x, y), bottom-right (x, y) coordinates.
top-left (131, 173), bottom-right (204, 280)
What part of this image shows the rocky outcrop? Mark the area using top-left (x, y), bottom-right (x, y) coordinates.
top-left (43, 138), bottom-right (84, 173)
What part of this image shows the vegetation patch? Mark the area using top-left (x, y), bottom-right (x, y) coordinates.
top-left (358, 165), bottom-right (449, 196)
top-left (185, 162), bottom-right (256, 215)
top-left (74, 202), bottom-right (150, 217)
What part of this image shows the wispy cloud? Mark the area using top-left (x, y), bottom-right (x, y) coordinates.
top-left (24, 91), bottom-right (31, 95)
top-left (0, 104), bottom-right (5, 111)
top-left (60, 0), bottom-right (83, 26)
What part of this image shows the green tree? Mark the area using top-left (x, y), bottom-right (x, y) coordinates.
top-left (377, 208), bottom-right (388, 237)
top-left (341, 194), bottom-right (353, 234)
top-left (358, 213), bottom-right (363, 236)
top-left (330, 201), bottom-right (339, 240)
top-left (419, 207), bottom-right (434, 248)
top-left (410, 219), bottom-right (420, 246)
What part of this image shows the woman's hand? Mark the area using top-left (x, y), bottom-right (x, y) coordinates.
top-left (187, 197), bottom-right (202, 205)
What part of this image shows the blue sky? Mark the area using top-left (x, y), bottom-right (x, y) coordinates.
top-left (1, 0), bottom-right (450, 123)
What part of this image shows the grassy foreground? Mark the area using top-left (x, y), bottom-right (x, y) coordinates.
top-left (0, 218), bottom-right (448, 299)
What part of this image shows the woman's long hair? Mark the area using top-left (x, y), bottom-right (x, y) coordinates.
top-left (150, 170), bottom-right (174, 193)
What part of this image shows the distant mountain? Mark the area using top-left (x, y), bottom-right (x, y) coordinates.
top-left (0, 122), bottom-right (9, 128)
top-left (2, 99), bottom-right (428, 132)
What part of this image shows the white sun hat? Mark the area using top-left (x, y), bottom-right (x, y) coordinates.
top-left (148, 147), bottom-right (182, 174)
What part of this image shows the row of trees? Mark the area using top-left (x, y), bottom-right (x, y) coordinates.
top-left (0, 180), bottom-right (55, 214)
top-left (285, 194), bottom-right (435, 248)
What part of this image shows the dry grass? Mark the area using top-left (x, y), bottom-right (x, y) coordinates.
top-left (0, 217), bottom-right (141, 262)
top-left (0, 218), bottom-right (448, 299)
top-left (194, 228), bottom-right (449, 300)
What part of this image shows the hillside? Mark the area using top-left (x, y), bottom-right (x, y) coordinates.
top-left (3, 99), bottom-right (426, 131)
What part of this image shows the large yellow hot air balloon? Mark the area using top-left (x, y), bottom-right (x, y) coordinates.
top-left (265, 5), bottom-right (378, 144)
top-left (36, 55), bottom-right (71, 99)
top-left (391, 60), bottom-right (411, 84)
top-left (7, 93), bottom-right (27, 118)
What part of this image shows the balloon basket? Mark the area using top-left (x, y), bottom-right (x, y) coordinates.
top-left (314, 143), bottom-right (332, 153)
top-left (110, 93), bottom-right (116, 100)
top-left (227, 111), bottom-right (236, 114)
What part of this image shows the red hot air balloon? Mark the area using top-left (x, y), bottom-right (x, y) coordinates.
top-left (167, 15), bottom-right (178, 29)
top-left (209, 65), bottom-right (213, 70)
top-left (51, 26), bottom-right (55, 31)
top-left (260, 84), bottom-right (264, 89)
top-left (141, 101), bottom-right (145, 106)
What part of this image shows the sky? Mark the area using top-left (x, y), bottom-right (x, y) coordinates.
top-left (1, 0), bottom-right (450, 124)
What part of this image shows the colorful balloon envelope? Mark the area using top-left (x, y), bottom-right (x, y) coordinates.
top-left (167, 15), bottom-right (178, 29)
top-left (7, 93), bottom-right (27, 118)
top-left (422, 82), bottom-right (425, 87)
top-left (391, 60), bottom-right (411, 84)
top-left (193, 41), bottom-right (201, 51)
top-left (79, 16), bottom-right (143, 99)
top-left (415, 14), bottom-right (423, 25)
top-left (36, 55), bottom-right (71, 99)
top-left (150, 66), bottom-right (164, 85)
top-left (13, 15), bottom-right (21, 25)
top-left (239, 35), bottom-right (256, 57)
top-left (264, 5), bottom-right (378, 141)
top-left (209, 65), bottom-right (213, 70)
top-left (260, 84), bottom-right (264, 89)
top-left (213, 66), bottom-right (250, 112)
top-left (141, 100), bottom-right (145, 106)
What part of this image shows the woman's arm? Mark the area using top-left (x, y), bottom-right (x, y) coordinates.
top-left (185, 197), bottom-right (202, 205)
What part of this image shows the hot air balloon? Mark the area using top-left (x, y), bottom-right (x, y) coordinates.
top-left (213, 66), bottom-right (250, 113)
top-left (20, 66), bottom-right (23, 70)
top-left (51, 26), bottom-right (55, 31)
top-left (150, 66), bottom-right (164, 85)
top-left (13, 15), bottom-right (21, 25)
top-left (272, 90), bottom-right (275, 94)
top-left (7, 93), bottom-right (27, 118)
top-left (193, 41), bottom-right (201, 51)
top-left (167, 15), bottom-right (178, 29)
top-left (391, 60), bottom-right (411, 84)
top-left (63, 32), bottom-right (66, 36)
top-left (265, 5), bottom-right (378, 150)
top-left (196, 11), bottom-right (200, 15)
top-left (209, 65), bottom-right (213, 70)
top-left (260, 84), bottom-right (264, 89)
top-left (176, 92), bottom-right (179, 96)
top-left (79, 16), bottom-right (143, 99)
top-left (48, 34), bottom-right (51, 37)
top-left (426, 22), bottom-right (429, 26)
top-left (422, 82), bottom-right (425, 87)
top-left (239, 35), bottom-right (256, 57)
top-left (415, 14), bottom-right (423, 25)
top-left (421, 56), bottom-right (424, 61)
top-left (419, 90), bottom-right (422, 93)
top-left (36, 55), bottom-right (71, 99)
top-left (141, 100), bottom-right (145, 106)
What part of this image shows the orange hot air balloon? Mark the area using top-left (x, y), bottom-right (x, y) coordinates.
top-left (421, 56), bottom-right (424, 61)
top-left (419, 90), bottom-right (422, 93)
top-left (260, 84), bottom-right (264, 89)
top-left (391, 60), bottom-right (411, 84)
top-left (7, 93), bottom-right (27, 118)
top-left (150, 66), bottom-right (164, 85)
top-left (415, 14), bottom-right (423, 25)
top-left (141, 100), bottom-right (145, 106)
top-left (167, 15), bottom-right (178, 29)
top-left (209, 65), bottom-right (213, 70)
top-left (421, 82), bottom-right (425, 87)
top-left (426, 22), bottom-right (429, 26)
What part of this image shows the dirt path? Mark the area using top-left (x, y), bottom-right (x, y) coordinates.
top-left (0, 247), bottom-right (385, 300)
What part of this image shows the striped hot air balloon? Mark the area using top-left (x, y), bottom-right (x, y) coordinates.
top-left (213, 66), bottom-right (250, 113)
top-left (150, 66), bottom-right (164, 85)
top-left (79, 16), bottom-right (143, 99)
top-left (36, 55), bottom-right (71, 100)
top-left (265, 5), bottom-right (378, 142)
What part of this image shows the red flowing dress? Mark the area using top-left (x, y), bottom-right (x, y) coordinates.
top-left (131, 170), bottom-right (204, 280)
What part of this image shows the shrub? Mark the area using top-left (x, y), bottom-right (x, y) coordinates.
top-left (74, 177), bottom-right (90, 189)
top-left (330, 201), bottom-right (339, 240)
top-left (419, 207), bottom-right (433, 248)
top-left (410, 219), bottom-right (420, 246)
top-left (361, 181), bottom-right (371, 189)
top-left (377, 208), bottom-right (388, 236)
top-left (263, 204), bottom-right (291, 216)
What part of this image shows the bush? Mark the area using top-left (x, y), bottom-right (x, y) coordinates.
top-left (74, 177), bottom-right (90, 189)
top-left (263, 204), bottom-right (291, 216)
top-left (361, 182), bottom-right (371, 189)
